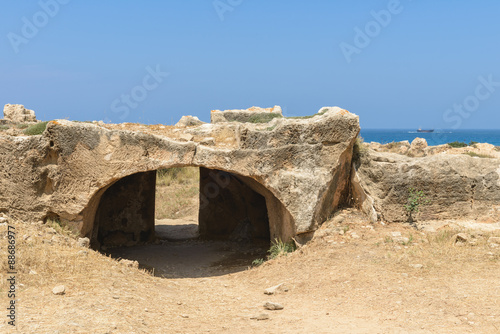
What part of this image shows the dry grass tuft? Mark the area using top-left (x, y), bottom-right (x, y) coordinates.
top-left (0, 221), bottom-right (152, 292)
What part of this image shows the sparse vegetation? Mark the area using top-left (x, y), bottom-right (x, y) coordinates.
top-left (23, 121), bottom-right (49, 135)
top-left (495, 146), bottom-right (500, 152)
top-left (267, 238), bottom-right (296, 260)
top-left (252, 258), bottom-right (264, 266)
top-left (447, 141), bottom-right (467, 148)
top-left (0, 125), bottom-right (9, 131)
top-left (16, 123), bottom-right (29, 129)
top-left (352, 136), bottom-right (368, 165)
top-left (253, 238), bottom-right (296, 266)
top-left (468, 141), bottom-right (478, 147)
top-left (247, 113), bottom-right (283, 123)
top-left (47, 218), bottom-right (79, 237)
top-left (257, 124), bottom-right (277, 131)
top-left (463, 152), bottom-right (494, 159)
top-left (287, 109), bottom-right (328, 119)
top-left (155, 167), bottom-right (199, 219)
top-left (404, 188), bottom-right (430, 226)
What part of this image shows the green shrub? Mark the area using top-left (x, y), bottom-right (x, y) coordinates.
top-left (404, 188), bottom-right (430, 226)
top-left (268, 238), bottom-right (296, 260)
top-left (23, 121), bottom-right (49, 135)
top-left (447, 141), bottom-right (467, 148)
top-left (468, 141), bottom-right (478, 146)
top-left (252, 258), bottom-right (264, 266)
top-left (0, 125), bottom-right (9, 131)
top-left (352, 136), bottom-right (368, 165)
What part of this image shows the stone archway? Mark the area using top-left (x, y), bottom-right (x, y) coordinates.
top-left (84, 166), bottom-right (296, 249)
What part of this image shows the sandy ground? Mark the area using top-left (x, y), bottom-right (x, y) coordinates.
top-left (1, 211), bottom-right (500, 333)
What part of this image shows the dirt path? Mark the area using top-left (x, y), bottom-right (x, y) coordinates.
top-left (2, 212), bottom-right (500, 333)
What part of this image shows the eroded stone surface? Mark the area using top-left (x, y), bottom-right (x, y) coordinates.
top-left (3, 104), bottom-right (37, 123)
top-left (357, 150), bottom-right (500, 223)
top-left (0, 106), bottom-right (360, 243)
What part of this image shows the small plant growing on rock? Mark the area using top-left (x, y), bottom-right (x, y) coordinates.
top-left (447, 141), bottom-right (467, 148)
top-left (268, 238), bottom-right (296, 259)
top-left (253, 239), bottom-right (296, 266)
top-left (463, 152), bottom-right (494, 159)
top-left (404, 188), bottom-right (430, 226)
top-left (252, 258), bottom-right (264, 266)
top-left (23, 121), bottom-right (48, 135)
top-left (0, 125), bottom-right (9, 131)
top-left (352, 136), bottom-right (368, 166)
top-left (16, 123), bottom-right (29, 129)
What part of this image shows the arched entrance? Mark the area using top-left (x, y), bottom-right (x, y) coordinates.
top-left (85, 166), bottom-right (295, 250)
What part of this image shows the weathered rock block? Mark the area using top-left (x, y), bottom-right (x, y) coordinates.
top-left (357, 150), bottom-right (500, 223)
top-left (0, 106), bottom-right (360, 244)
top-left (3, 104), bottom-right (37, 123)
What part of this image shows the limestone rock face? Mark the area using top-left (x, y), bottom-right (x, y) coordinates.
top-left (175, 115), bottom-right (205, 127)
top-left (357, 150), bottom-right (500, 223)
top-left (0, 107), bottom-right (360, 244)
top-left (409, 137), bottom-right (428, 157)
top-left (211, 105), bottom-right (283, 124)
top-left (3, 104), bottom-right (37, 123)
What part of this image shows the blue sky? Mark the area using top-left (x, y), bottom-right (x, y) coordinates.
top-left (1, 0), bottom-right (499, 129)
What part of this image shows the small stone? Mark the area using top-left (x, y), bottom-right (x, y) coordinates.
top-left (264, 283), bottom-right (284, 295)
top-left (349, 232), bottom-right (360, 239)
top-left (488, 237), bottom-right (500, 244)
top-left (251, 313), bottom-right (269, 321)
top-left (78, 237), bottom-right (90, 248)
top-left (453, 233), bottom-right (469, 244)
top-left (77, 250), bottom-right (88, 256)
top-left (52, 285), bottom-right (65, 295)
top-left (180, 314), bottom-right (189, 318)
top-left (119, 259), bottom-right (139, 268)
top-left (46, 227), bottom-right (57, 234)
top-left (489, 243), bottom-right (499, 249)
top-left (264, 302), bottom-right (284, 310)
top-left (200, 137), bottom-right (215, 146)
top-left (0, 217), bottom-right (8, 224)
top-left (409, 264), bottom-right (423, 269)
top-left (178, 133), bottom-right (193, 142)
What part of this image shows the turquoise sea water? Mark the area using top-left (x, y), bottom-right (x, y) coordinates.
top-left (360, 129), bottom-right (500, 146)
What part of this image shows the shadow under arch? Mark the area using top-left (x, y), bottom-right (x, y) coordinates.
top-left (81, 165), bottom-right (296, 249)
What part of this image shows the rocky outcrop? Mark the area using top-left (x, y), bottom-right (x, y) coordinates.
top-left (3, 104), bottom-right (37, 123)
top-left (357, 150), bottom-right (500, 223)
top-left (211, 106), bottom-right (283, 124)
top-left (175, 115), bottom-right (205, 127)
top-left (0, 106), bottom-right (360, 245)
top-left (409, 137), bottom-right (427, 157)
